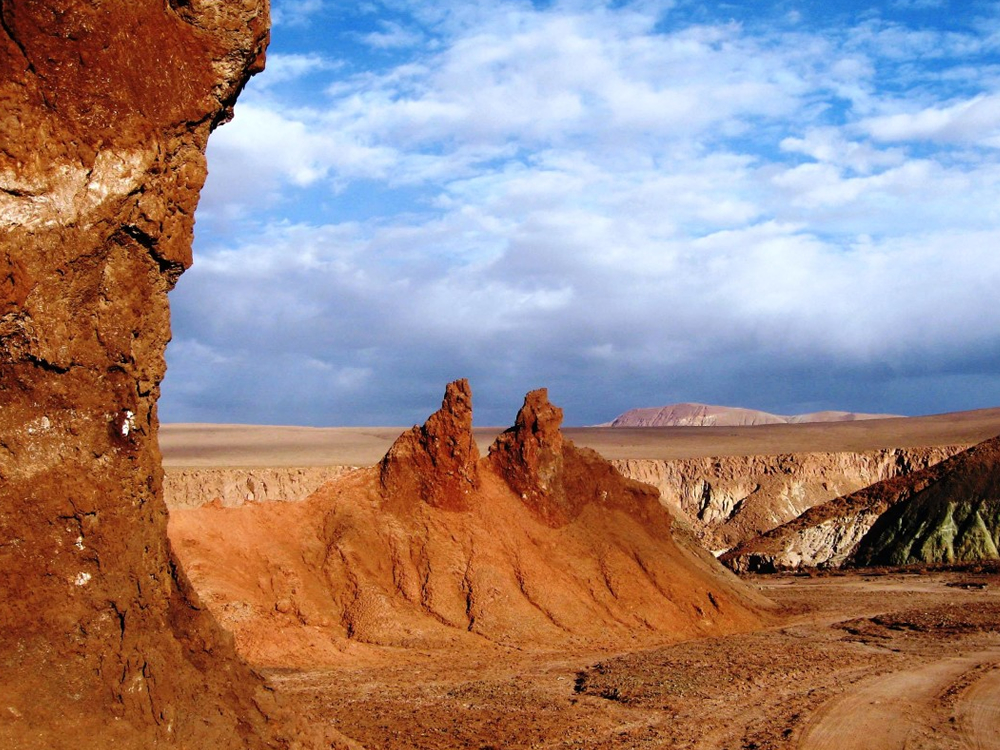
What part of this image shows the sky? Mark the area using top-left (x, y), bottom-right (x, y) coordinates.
top-left (161, 0), bottom-right (1000, 427)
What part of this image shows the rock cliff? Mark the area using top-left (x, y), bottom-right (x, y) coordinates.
top-left (169, 382), bottom-right (773, 666)
top-left (164, 466), bottom-right (355, 509)
top-left (720, 436), bottom-right (1000, 572)
top-left (161, 447), bottom-right (964, 557)
top-left (0, 2), bottom-right (329, 747)
top-left (611, 446), bottom-right (962, 551)
top-left (849, 436), bottom-right (1000, 567)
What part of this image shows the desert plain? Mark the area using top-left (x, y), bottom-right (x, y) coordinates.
top-left (160, 406), bottom-right (1000, 750)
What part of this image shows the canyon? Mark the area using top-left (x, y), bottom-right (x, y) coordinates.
top-left (164, 444), bottom-right (965, 552)
top-left (5, 0), bottom-right (1000, 747)
top-left (722, 434), bottom-right (1000, 573)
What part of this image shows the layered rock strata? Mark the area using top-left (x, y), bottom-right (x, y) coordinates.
top-left (721, 435), bottom-right (1000, 572)
top-left (613, 446), bottom-right (963, 551)
top-left (0, 2), bottom-right (327, 747)
top-left (162, 449), bottom-right (962, 557)
top-left (169, 381), bottom-right (772, 666)
top-left (850, 436), bottom-right (1000, 567)
top-left (164, 466), bottom-right (356, 509)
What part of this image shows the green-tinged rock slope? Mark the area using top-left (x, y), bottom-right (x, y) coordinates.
top-left (850, 436), bottom-right (1000, 566)
top-left (721, 434), bottom-right (1000, 572)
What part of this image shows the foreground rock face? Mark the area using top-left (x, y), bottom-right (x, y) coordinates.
top-left (721, 435), bottom-right (1000, 572)
top-left (170, 381), bottom-right (772, 666)
top-left (0, 3), bottom-right (323, 748)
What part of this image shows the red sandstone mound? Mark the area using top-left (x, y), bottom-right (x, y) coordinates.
top-left (169, 381), bottom-right (774, 667)
top-left (0, 2), bottom-right (337, 748)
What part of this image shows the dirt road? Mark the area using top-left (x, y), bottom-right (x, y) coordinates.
top-left (801, 648), bottom-right (1000, 750)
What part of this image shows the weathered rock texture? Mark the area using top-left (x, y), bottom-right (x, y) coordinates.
top-left (850, 436), bottom-right (1000, 567)
top-left (162, 446), bottom-right (963, 558)
top-left (609, 402), bottom-right (900, 428)
top-left (721, 436), bottom-right (1000, 572)
top-left (169, 382), bottom-right (773, 666)
top-left (164, 466), bottom-right (354, 509)
top-left (379, 378), bottom-right (481, 511)
top-left (611, 446), bottom-right (963, 551)
top-left (0, 2), bottom-right (330, 748)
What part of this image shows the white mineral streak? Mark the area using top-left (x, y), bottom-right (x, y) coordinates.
top-left (0, 149), bottom-right (149, 230)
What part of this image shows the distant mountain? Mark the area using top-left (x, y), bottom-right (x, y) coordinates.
top-left (608, 402), bottom-right (902, 428)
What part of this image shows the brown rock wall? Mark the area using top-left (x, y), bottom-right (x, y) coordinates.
top-left (0, 2), bottom-right (331, 747)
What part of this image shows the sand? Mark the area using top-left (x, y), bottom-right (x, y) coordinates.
top-left (265, 569), bottom-right (1000, 749)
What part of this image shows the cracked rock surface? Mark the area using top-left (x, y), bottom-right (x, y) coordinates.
top-left (0, 2), bottom-right (335, 747)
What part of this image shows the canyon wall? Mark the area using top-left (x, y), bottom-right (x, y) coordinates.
top-left (0, 2), bottom-right (329, 747)
top-left (612, 447), bottom-right (963, 550)
top-left (165, 466), bottom-right (356, 509)
top-left (722, 436), bottom-right (1000, 572)
top-left (163, 447), bottom-right (964, 554)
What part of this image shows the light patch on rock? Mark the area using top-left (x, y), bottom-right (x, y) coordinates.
top-left (25, 416), bottom-right (51, 435)
top-left (0, 149), bottom-right (149, 231)
top-left (121, 410), bottom-right (136, 437)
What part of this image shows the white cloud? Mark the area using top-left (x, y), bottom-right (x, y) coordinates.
top-left (861, 93), bottom-right (1000, 145)
top-left (360, 20), bottom-right (425, 49)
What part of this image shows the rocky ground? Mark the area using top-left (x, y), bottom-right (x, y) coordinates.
top-left (261, 568), bottom-right (1000, 749)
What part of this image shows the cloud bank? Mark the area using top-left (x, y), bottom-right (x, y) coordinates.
top-left (163, 0), bottom-right (1000, 426)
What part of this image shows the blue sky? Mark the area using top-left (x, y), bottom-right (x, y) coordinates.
top-left (161, 0), bottom-right (1000, 426)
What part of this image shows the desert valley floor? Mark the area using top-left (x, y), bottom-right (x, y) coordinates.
top-left (160, 410), bottom-right (1000, 749)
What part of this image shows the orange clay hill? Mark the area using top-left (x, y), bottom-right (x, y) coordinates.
top-left (169, 380), bottom-right (773, 666)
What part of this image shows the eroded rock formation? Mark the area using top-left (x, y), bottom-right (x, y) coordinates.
top-left (612, 446), bottom-right (963, 551)
top-left (488, 388), bottom-right (664, 527)
top-left (0, 2), bottom-right (328, 747)
top-left (850, 435), bottom-right (1000, 567)
top-left (721, 436), bottom-right (1000, 572)
top-left (378, 378), bottom-right (481, 511)
top-left (169, 381), bottom-right (773, 666)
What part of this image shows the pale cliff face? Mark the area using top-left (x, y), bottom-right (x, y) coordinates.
top-left (162, 446), bottom-right (965, 562)
top-left (611, 446), bottom-right (964, 551)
